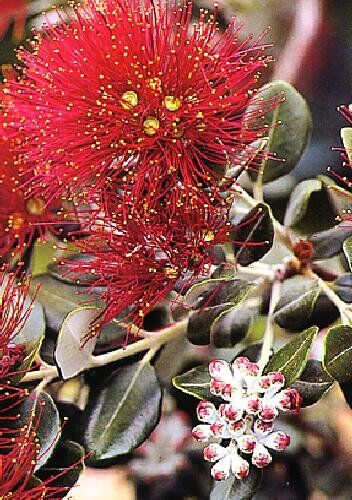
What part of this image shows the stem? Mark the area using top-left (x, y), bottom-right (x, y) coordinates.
top-left (91, 318), bottom-right (188, 367)
top-left (258, 280), bottom-right (281, 372)
top-left (237, 188), bottom-right (294, 251)
top-left (305, 269), bottom-right (352, 325)
top-left (253, 171), bottom-right (264, 203)
top-left (22, 319), bottom-right (188, 383)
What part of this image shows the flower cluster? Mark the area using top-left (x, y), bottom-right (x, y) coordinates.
top-left (3, 0), bottom-right (277, 332)
top-left (192, 357), bottom-right (301, 481)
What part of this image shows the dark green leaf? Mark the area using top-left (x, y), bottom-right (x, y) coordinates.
top-left (246, 80), bottom-right (312, 183)
top-left (343, 236), bottom-right (352, 271)
top-left (292, 360), bottom-right (334, 407)
top-left (36, 440), bottom-right (85, 496)
top-left (19, 391), bottom-right (60, 471)
top-left (323, 325), bottom-right (352, 382)
top-left (309, 226), bottom-right (352, 259)
top-left (172, 365), bottom-right (212, 400)
top-left (232, 203), bottom-right (274, 266)
top-left (334, 273), bottom-right (352, 304)
top-left (212, 303), bottom-right (259, 348)
top-left (187, 283), bottom-right (253, 345)
top-left (284, 179), bottom-right (322, 227)
top-left (185, 278), bottom-right (251, 309)
top-left (84, 359), bottom-right (162, 462)
top-left (274, 277), bottom-right (320, 332)
top-left (265, 326), bottom-right (318, 385)
top-left (340, 380), bottom-right (352, 408)
top-left (210, 467), bottom-right (263, 500)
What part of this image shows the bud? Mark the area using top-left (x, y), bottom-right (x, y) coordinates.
top-left (252, 444), bottom-right (272, 468)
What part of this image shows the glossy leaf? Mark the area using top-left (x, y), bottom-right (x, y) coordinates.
top-left (292, 360), bottom-right (334, 407)
top-left (84, 359), bottom-right (162, 462)
top-left (19, 391), bottom-right (60, 472)
top-left (309, 226), bottom-right (352, 259)
top-left (274, 277), bottom-right (320, 332)
top-left (232, 203), bottom-right (274, 266)
top-left (187, 283), bottom-right (254, 345)
top-left (172, 365), bottom-right (212, 401)
top-left (55, 307), bottom-right (100, 379)
top-left (284, 179), bottom-right (322, 228)
top-left (246, 80), bottom-right (312, 183)
top-left (265, 326), bottom-right (318, 386)
top-left (323, 325), bottom-right (352, 382)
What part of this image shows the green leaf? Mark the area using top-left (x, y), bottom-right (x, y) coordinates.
top-left (185, 278), bottom-right (251, 309)
top-left (187, 283), bottom-right (254, 345)
top-left (274, 281), bottom-right (321, 332)
top-left (310, 226), bottom-right (352, 259)
top-left (343, 236), bottom-right (352, 271)
top-left (284, 179), bottom-right (322, 227)
top-left (55, 307), bottom-right (100, 379)
top-left (341, 127), bottom-right (352, 163)
top-left (212, 303), bottom-right (259, 348)
top-left (19, 391), bottom-right (60, 471)
top-left (265, 326), bottom-right (318, 385)
top-left (36, 440), bottom-right (85, 496)
top-left (320, 175), bottom-right (352, 215)
top-left (232, 203), bottom-right (274, 266)
top-left (31, 275), bottom-right (101, 332)
top-left (246, 80), bottom-right (312, 183)
top-left (323, 325), bottom-right (352, 382)
top-left (292, 360), bottom-right (334, 407)
top-left (210, 467), bottom-right (263, 500)
top-left (172, 365), bottom-right (212, 400)
top-left (84, 359), bottom-right (162, 462)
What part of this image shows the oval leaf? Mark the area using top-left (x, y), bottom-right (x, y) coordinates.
top-left (274, 283), bottom-right (321, 332)
top-left (19, 391), bottom-right (60, 471)
top-left (265, 326), bottom-right (318, 385)
top-left (323, 324), bottom-right (352, 382)
top-left (284, 179), bottom-right (322, 228)
top-left (84, 359), bottom-right (162, 461)
top-left (310, 226), bottom-right (352, 259)
top-left (55, 307), bottom-right (100, 379)
top-left (292, 360), bottom-right (333, 407)
top-left (246, 80), bottom-right (312, 183)
top-left (232, 203), bottom-right (274, 266)
top-left (172, 365), bottom-right (212, 401)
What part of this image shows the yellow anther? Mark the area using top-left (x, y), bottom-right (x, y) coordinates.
top-left (26, 197), bottom-right (45, 216)
top-left (120, 90), bottom-right (139, 110)
top-left (143, 116), bottom-right (160, 135)
top-left (203, 230), bottom-right (215, 242)
top-left (164, 265), bottom-right (179, 279)
top-left (164, 95), bottom-right (181, 111)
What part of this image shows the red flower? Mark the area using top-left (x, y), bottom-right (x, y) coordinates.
top-left (0, 0), bottom-right (27, 41)
top-left (6, 0), bottom-right (273, 210)
top-left (64, 208), bottom-right (230, 337)
top-left (0, 112), bottom-right (71, 258)
top-left (0, 394), bottom-right (76, 499)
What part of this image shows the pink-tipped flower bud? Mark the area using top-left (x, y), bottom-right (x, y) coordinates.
top-left (252, 444), bottom-right (272, 468)
top-left (232, 455), bottom-right (250, 480)
top-left (196, 401), bottom-right (216, 423)
top-left (203, 443), bottom-right (227, 462)
top-left (268, 371), bottom-right (285, 386)
top-left (229, 419), bottom-right (246, 437)
top-left (260, 405), bottom-right (277, 422)
top-left (209, 421), bottom-right (226, 437)
top-left (246, 396), bottom-right (262, 414)
top-left (219, 403), bottom-right (243, 422)
top-left (192, 425), bottom-right (212, 442)
top-left (237, 435), bottom-right (257, 453)
top-left (211, 456), bottom-right (231, 481)
top-left (209, 359), bottom-right (231, 380)
top-left (278, 388), bottom-right (302, 414)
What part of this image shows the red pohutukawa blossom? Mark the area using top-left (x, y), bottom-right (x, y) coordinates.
top-left (64, 208), bottom-right (232, 336)
top-left (0, 0), bottom-right (27, 41)
top-left (0, 112), bottom-right (72, 258)
top-left (6, 0), bottom-right (274, 211)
